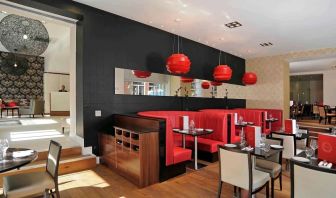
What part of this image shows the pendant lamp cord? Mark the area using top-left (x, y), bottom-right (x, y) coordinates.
top-left (172, 35), bottom-right (175, 53)
top-left (177, 35), bottom-right (180, 53)
top-left (218, 51), bottom-right (221, 65)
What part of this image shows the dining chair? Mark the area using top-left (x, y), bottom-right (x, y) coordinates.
top-left (271, 132), bottom-right (300, 170)
top-left (290, 159), bottom-right (336, 198)
top-left (3, 140), bottom-right (62, 198)
top-left (295, 128), bottom-right (309, 151)
top-left (255, 137), bottom-right (283, 198)
top-left (217, 145), bottom-right (270, 198)
top-left (312, 105), bottom-right (319, 119)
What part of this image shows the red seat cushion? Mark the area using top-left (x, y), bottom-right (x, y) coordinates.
top-left (185, 137), bottom-right (225, 153)
top-left (173, 147), bottom-right (192, 164)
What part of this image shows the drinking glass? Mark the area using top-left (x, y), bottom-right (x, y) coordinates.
top-left (238, 116), bottom-right (243, 124)
top-left (305, 147), bottom-right (314, 159)
top-left (263, 143), bottom-right (270, 152)
top-left (332, 127), bottom-right (336, 135)
top-left (189, 120), bottom-right (195, 131)
top-left (310, 139), bottom-right (318, 158)
top-left (260, 133), bottom-right (266, 149)
top-left (0, 139), bottom-right (8, 161)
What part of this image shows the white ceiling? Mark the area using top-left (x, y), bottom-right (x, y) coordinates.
top-left (74, 0), bottom-right (336, 59)
top-left (290, 57), bottom-right (336, 73)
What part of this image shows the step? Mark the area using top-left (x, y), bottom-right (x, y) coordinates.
top-left (36, 146), bottom-right (82, 161)
top-left (0, 154), bottom-right (97, 186)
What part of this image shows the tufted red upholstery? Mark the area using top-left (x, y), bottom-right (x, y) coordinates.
top-left (138, 111), bottom-right (232, 166)
top-left (248, 109), bottom-right (283, 132)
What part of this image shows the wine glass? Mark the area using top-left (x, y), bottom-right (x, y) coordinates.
top-left (260, 133), bottom-right (266, 149)
top-left (189, 120), bottom-right (195, 131)
top-left (310, 139), bottom-right (318, 159)
top-left (0, 139), bottom-right (9, 161)
top-left (305, 147), bottom-right (314, 160)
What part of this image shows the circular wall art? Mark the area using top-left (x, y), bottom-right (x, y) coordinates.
top-left (0, 14), bottom-right (49, 56)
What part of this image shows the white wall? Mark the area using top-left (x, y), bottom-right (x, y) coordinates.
top-left (291, 70), bottom-right (336, 106)
top-left (44, 73), bottom-right (70, 113)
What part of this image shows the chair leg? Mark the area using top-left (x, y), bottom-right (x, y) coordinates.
top-left (43, 189), bottom-right (49, 198)
top-left (279, 172), bottom-right (282, 191)
top-left (56, 185), bottom-right (60, 198)
top-left (217, 180), bottom-right (223, 198)
top-left (271, 178), bottom-right (274, 198)
top-left (266, 181), bottom-right (270, 198)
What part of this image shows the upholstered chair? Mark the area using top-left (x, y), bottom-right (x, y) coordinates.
top-left (290, 160), bottom-right (336, 198)
top-left (271, 132), bottom-right (301, 170)
top-left (3, 140), bottom-right (62, 198)
top-left (217, 145), bottom-right (270, 198)
top-left (255, 137), bottom-right (283, 198)
top-left (19, 99), bottom-right (45, 118)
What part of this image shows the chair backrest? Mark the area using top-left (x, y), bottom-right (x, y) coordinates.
top-left (33, 99), bottom-right (44, 113)
top-left (285, 119), bottom-right (296, 134)
top-left (313, 105), bottom-right (319, 114)
top-left (218, 146), bottom-right (252, 191)
top-left (265, 137), bottom-right (283, 163)
top-left (291, 160), bottom-right (336, 198)
top-left (272, 132), bottom-right (296, 159)
top-left (319, 106), bottom-right (326, 117)
top-left (46, 140), bottom-right (62, 179)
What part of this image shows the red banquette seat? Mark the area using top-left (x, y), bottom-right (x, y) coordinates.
top-left (201, 109), bottom-right (267, 137)
top-left (137, 111), bottom-right (232, 166)
top-left (248, 108), bottom-right (283, 132)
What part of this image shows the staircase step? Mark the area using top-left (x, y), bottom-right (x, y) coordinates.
top-left (0, 145), bottom-right (96, 186)
top-left (36, 146), bottom-right (82, 161)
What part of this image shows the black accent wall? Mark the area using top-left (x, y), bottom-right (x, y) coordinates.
top-left (10, 0), bottom-right (246, 154)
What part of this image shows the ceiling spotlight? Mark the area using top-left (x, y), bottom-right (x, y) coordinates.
top-left (1, 11), bottom-right (7, 14)
top-left (225, 15), bottom-right (231, 19)
top-left (41, 20), bottom-right (46, 24)
top-left (23, 34), bottom-right (28, 39)
top-left (149, 21), bottom-right (153, 24)
top-left (220, 37), bottom-right (224, 41)
top-left (225, 21), bottom-right (242, 28)
top-left (182, 4), bottom-right (187, 8)
top-left (174, 18), bottom-right (181, 22)
top-left (160, 25), bottom-right (164, 28)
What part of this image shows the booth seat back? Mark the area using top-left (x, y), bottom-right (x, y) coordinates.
top-left (138, 111), bottom-right (204, 166)
top-left (248, 108), bottom-right (283, 131)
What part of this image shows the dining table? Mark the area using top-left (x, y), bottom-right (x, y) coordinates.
top-left (0, 148), bottom-right (38, 173)
top-left (173, 128), bottom-right (213, 170)
top-left (292, 151), bottom-right (336, 173)
top-left (265, 118), bottom-right (278, 131)
top-left (224, 143), bottom-right (283, 159)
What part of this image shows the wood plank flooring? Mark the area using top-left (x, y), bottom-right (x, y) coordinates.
top-left (40, 162), bottom-right (291, 198)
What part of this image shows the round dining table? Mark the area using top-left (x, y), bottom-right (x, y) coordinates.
top-left (0, 148), bottom-right (38, 173)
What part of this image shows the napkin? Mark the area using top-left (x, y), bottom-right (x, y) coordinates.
top-left (13, 150), bottom-right (34, 158)
top-left (318, 161), bottom-right (333, 169)
top-left (242, 146), bottom-right (254, 151)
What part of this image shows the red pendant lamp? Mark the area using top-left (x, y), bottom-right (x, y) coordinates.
top-left (166, 36), bottom-right (191, 74)
top-left (211, 81), bottom-right (222, 86)
top-left (242, 72), bottom-right (257, 85)
top-left (132, 70), bottom-right (151, 78)
top-left (180, 77), bottom-right (194, 83)
top-left (213, 51), bottom-right (232, 81)
top-left (201, 81), bottom-right (210, 89)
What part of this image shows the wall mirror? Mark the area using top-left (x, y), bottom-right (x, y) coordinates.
top-left (115, 68), bottom-right (227, 98)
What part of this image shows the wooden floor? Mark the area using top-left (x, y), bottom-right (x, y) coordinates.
top-left (10, 162), bottom-right (291, 198)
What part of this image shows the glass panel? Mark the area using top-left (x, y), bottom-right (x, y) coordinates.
top-left (114, 68), bottom-right (227, 98)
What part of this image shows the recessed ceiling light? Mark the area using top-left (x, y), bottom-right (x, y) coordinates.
top-left (225, 21), bottom-right (242, 28)
top-left (182, 4), bottom-right (187, 8)
top-left (1, 11), bottom-right (7, 14)
top-left (225, 15), bottom-right (231, 19)
top-left (220, 37), bottom-right (224, 41)
top-left (149, 21), bottom-right (153, 24)
top-left (160, 25), bottom-right (164, 28)
top-left (41, 20), bottom-right (46, 24)
top-left (174, 18), bottom-right (181, 22)
top-left (259, 42), bottom-right (273, 47)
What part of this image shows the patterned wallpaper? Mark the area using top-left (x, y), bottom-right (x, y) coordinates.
top-left (246, 48), bottom-right (336, 121)
top-left (0, 51), bottom-right (44, 100)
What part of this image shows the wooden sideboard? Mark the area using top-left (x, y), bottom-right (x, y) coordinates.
top-left (99, 114), bottom-right (161, 188)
